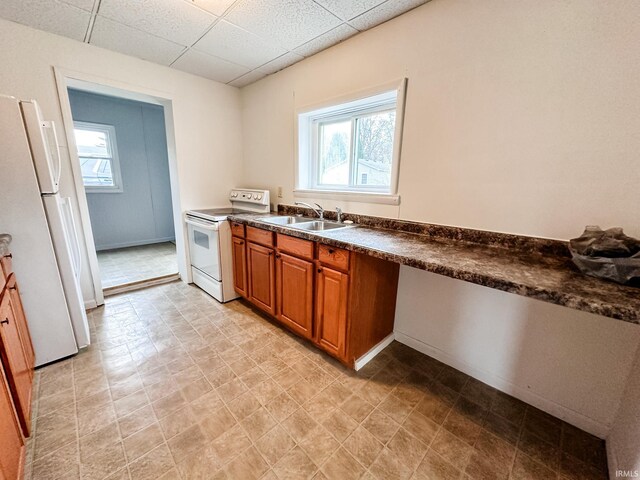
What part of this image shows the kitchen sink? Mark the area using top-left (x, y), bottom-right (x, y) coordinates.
top-left (292, 221), bottom-right (349, 231)
top-left (261, 215), bottom-right (315, 225)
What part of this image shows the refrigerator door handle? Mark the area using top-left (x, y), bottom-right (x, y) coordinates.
top-left (42, 121), bottom-right (62, 188)
top-left (20, 100), bottom-right (61, 194)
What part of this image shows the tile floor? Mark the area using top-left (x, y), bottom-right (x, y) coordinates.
top-left (97, 242), bottom-right (178, 289)
top-left (26, 282), bottom-right (608, 480)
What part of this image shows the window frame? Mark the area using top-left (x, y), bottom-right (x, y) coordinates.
top-left (73, 121), bottom-right (123, 193)
top-left (295, 78), bottom-right (407, 205)
top-left (312, 103), bottom-right (397, 192)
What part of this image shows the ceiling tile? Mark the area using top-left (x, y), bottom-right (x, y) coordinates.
top-left (98, 0), bottom-right (216, 46)
top-left (193, 19), bottom-right (286, 69)
top-left (226, 0), bottom-right (342, 51)
top-left (260, 51), bottom-right (304, 74)
top-left (192, 0), bottom-right (237, 17)
top-left (349, 0), bottom-right (427, 31)
top-left (0, 0), bottom-right (90, 41)
top-left (61, 0), bottom-right (96, 11)
top-left (313, 0), bottom-right (385, 21)
top-left (172, 49), bottom-right (250, 83)
top-left (294, 23), bottom-right (357, 57)
top-left (91, 17), bottom-right (186, 66)
top-left (228, 69), bottom-right (269, 88)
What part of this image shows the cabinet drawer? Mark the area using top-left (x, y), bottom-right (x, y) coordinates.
top-left (246, 226), bottom-right (274, 247)
top-left (1, 254), bottom-right (12, 279)
top-left (231, 222), bottom-right (245, 237)
top-left (277, 234), bottom-right (314, 260)
top-left (318, 245), bottom-right (350, 272)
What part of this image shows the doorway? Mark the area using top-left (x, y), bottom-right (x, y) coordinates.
top-left (66, 88), bottom-right (178, 294)
top-left (51, 67), bottom-right (191, 306)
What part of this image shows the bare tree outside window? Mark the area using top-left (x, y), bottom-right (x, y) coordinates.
top-left (355, 111), bottom-right (395, 186)
top-left (298, 83), bottom-right (405, 195)
top-left (319, 121), bottom-right (351, 185)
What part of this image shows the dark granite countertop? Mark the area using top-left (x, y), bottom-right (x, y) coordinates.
top-left (228, 212), bottom-right (640, 325)
top-left (0, 234), bottom-right (11, 258)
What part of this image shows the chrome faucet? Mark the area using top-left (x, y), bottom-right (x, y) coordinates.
top-left (335, 207), bottom-right (343, 223)
top-left (295, 202), bottom-right (324, 220)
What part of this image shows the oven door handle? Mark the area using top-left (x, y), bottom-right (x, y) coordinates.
top-left (185, 217), bottom-right (219, 231)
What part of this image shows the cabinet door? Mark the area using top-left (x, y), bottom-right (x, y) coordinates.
top-left (315, 266), bottom-right (349, 359)
top-left (247, 242), bottom-right (276, 316)
top-left (231, 237), bottom-right (248, 298)
top-left (0, 362), bottom-right (24, 480)
top-left (276, 252), bottom-right (313, 339)
top-left (0, 294), bottom-right (31, 436)
top-left (6, 277), bottom-right (34, 371)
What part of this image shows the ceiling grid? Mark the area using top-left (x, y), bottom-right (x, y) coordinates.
top-left (0, 0), bottom-right (429, 87)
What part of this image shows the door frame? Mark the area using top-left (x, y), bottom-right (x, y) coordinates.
top-left (52, 67), bottom-right (186, 307)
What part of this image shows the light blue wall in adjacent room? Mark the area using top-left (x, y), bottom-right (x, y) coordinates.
top-left (68, 89), bottom-right (175, 251)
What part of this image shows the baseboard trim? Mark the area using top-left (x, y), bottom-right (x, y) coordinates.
top-left (103, 273), bottom-right (181, 297)
top-left (95, 237), bottom-right (176, 252)
top-left (354, 333), bottom-right (395, 371)
top-left (84, 299), bottom-right (98, 310)
top-left (394, 331), bottom-right (610, 438)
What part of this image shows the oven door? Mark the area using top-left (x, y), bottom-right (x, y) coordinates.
top-left (186, 216), bottom-right (221, 281)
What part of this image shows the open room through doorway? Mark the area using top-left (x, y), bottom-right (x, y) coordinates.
top-left (67, 88), bottom-right (178, 294)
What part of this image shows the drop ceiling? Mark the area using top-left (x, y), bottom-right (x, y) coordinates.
top-left (0, 0), bottom-right (428, 87)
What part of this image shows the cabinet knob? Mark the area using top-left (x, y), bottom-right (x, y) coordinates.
top-left (1, 318), bottom-right (8, 326)
top-left (317, 267), bottom-right (323, 273)
top-left (328, 249), bottom-right (335, 254)
top-left (275, 253), bottom-right (281, 259)
top-left (4, 253), bottom-right (11, 259)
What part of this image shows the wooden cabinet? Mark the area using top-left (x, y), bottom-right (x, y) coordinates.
top-left (247, 242), bottom-right (276, 316)
top-left (0, 247), bottom-right (34, 479)
top-left (0, 254), bottom-right (12, 279)
top-left (315, 266), bottom-right (348, 358)
top-left (231, 237), bottom-right (248, 297)
top-left (0, 362), bottom-right (25, 480)
top-left (230, 222), bottom-right (245, 238)
top-left (6, 276), bottom-right (34, 372)
top-left (231, 222), bottom-right (400, 368)
top-left (0, 292), bottom-right (32, 436)
top-left (276, 252), bottom-right (314, 339)
top-left (318, 245), bottom-right (349, 272)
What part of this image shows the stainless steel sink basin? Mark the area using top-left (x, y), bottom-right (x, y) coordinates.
top-left (292, 221), bottom-right (349, 231)
top-left (261, 216), bottom-right (315, 225)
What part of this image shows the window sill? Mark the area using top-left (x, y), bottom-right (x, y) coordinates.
top-left (293, 189), bottom-right (400, 205)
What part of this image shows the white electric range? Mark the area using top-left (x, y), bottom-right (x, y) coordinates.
top-left (185, 189), bottom-right (270, 302)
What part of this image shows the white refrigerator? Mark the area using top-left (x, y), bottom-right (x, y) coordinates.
top-left (0, 94), bottom-right (91, 366)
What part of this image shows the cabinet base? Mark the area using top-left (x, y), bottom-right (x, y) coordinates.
top-left (353, 333), bottom-right (395, 371)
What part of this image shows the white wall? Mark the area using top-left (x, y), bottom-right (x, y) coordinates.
top-left (0, 18), bottom-right (243, 305)
top-left (395, 269), bottom-right (639, 437)
top-left (238, 0), bottom-right (640, 438)
top-left (608, 345), bottom-right (640, 474)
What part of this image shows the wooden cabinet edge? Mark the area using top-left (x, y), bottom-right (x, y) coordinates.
top-left (238, 225), bottom-right (399, 369)
top-left (0, 357), bottom-right (26, 480)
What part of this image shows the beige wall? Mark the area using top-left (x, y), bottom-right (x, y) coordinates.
top-left (0, 18), bottom-right (244, 304)
top-left (238, 0), bottom-right (640, 442)
top-left (241, 0), bottom-right (640, 238)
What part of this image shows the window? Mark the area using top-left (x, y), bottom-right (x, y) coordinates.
top-left (73, 122), bottom-right (122, 192)
top-left (296, 79), bottom-right (406, 203)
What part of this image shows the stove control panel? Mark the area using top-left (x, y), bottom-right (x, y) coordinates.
top-left (229, 189), bottom-right (270, 207)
